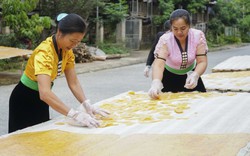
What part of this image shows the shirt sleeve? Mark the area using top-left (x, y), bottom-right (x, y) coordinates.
top-left (154, 34), bottom-right (169, 59)
top-left (196, 31), bottom-right (208, 55)
top-left (65, 50), bottom-right (75, 70)
top-left (34, 50), bottom-right (54, 76)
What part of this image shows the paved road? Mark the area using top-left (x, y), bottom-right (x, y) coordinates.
top-left (0, 45), bottom-right (249, 135)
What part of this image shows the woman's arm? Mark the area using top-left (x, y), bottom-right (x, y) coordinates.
top-left (65, 68), bottom-right (110, 117)
top-left (148, 43), bottom-right (168, 99)
top-left (37, 74), bottom-right (70, 116)
top-left (152, 43), bottom-right (168, 80)
top-left (64, 68), bottom-right (86, 104)
top-left (195, 54), bottom-right (207, 76)
top-left (152, 58), bottom-right (165, 80)
top-left (195, 34), bottom-right (208, 76)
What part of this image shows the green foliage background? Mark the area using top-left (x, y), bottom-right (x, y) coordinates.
top-left (1, 0), bottom-right (250, 49)
top-left (1, 0), bottom-right (51, 49)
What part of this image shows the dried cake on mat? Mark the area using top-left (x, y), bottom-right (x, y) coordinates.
top-left (202, 71), bottom-right (250, 92)
top-left (1, 91), bottom-right (250, 156)
top-left (212, 55), bottom-right (250, 72)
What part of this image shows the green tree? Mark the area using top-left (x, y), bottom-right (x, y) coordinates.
top-left (97, 0), bottom-right (128, 42)
top-left (38, 0), bottom-right (128, 44)
top-left (153, 0), bottom-right (208, 26)
top-left (187, 0), bottom-right (207, 14)
top-left (207, 18), bottom-right (224, 44)
top-left (153, 0), bottom-right (174, 26)
top-left (173, 0), bottom-right (207, 13)
top-left (214, 0), bottom-right (239, 26)
top-left (238, 14), bottom-right (250, 42)
top-left (2, 0), bottom-right (51, 49)
top-left (38, 0), bottom-right (128, 26)
top-left (38, 0), bottom-right (97, 20)
top-left (206, 0), bottom-right (250, 44)
top-left (233, 0), bottom-right (250, 18)
top-left (233, 0), bottom-right (250, 42)
top-left (100, 0), bottom-right (128, 23)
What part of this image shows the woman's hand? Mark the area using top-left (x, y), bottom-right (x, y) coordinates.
top-left (67, 108), bottom-right (100, 128)
top-left (82, 100), bottom-right (110, 118)
top-left (148, 79), bottom-right (163, 99)
top-left (184, 71), bottom-right (199, 89)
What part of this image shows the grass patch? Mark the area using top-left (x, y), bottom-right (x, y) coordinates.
top-left (0, 57), bottom-right (26, 72)
top-left (97, 43), bottom-right (131, 55)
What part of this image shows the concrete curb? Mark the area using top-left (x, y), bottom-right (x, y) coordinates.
top-left (75, 50), bottom-right (148, 74)
top-left (74, 43), bottom-right (250, 75)
top-left (1, 43), bottom-right (249, 85)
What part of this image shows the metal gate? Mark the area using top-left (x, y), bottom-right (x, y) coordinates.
top-left (125, 19), bottom-right (141, 50)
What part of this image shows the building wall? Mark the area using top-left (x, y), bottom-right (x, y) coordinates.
top-left (125, 0), bottom-right (210, 49)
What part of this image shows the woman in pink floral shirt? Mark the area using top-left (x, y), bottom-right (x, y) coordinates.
top-left (149, 9), bottom-right (208, 99)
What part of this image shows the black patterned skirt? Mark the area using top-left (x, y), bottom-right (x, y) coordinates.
top-left (8, 81), bottom-right (50, 133)
top-left (161, 69), bottom-right (206, 93)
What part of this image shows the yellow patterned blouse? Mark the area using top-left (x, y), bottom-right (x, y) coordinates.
top-left (24, 36), bottom-right (75, 82)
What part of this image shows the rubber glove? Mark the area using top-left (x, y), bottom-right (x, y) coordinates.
top-left (143, 65), bottom-right (151, 77)
top-left (81, 100), bottom-right (110, 118)
top-left (148, 79), bottom-right (163, 99)
top-left (184, 71), bottom-right (199, 89)
top-left (67, 108), bottom-right (100, 128)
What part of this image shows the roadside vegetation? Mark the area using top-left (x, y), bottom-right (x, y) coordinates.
top-left (0, 0), bottom-right (249, 71)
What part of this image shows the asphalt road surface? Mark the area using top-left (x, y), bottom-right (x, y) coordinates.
top-left (0, 45), bottom-right (249, 135)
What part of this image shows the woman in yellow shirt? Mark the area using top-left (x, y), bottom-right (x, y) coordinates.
top-left (9, 13), bottom-right (109, 133)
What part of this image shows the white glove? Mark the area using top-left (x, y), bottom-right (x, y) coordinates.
top-left (82, 99), bottom-right (110, 118)
top-left (67, 108), bottom-right (100, 128)
top-left (184, 71), bottom-right (199, 89)
top-left (143, 66), bottom-right (151, 77)
top-left (148, 79), bottom-right (163, 99)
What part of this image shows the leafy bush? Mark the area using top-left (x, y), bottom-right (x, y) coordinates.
top-left (0, 34), bottom-right (17, 47)
top-left (0, 57), bottom-right (25, 72)
top-left (223, 36), bottom-right (241, 44)
top-left (2, 0), bottom-right (51, 49)
top-left (241, 33), bottom-right (250, 42)
top-left (97, 43), bottom-right (130, 54)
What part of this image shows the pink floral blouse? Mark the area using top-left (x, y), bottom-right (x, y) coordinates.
top-left (154, 28), bottom-right (208, 73)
